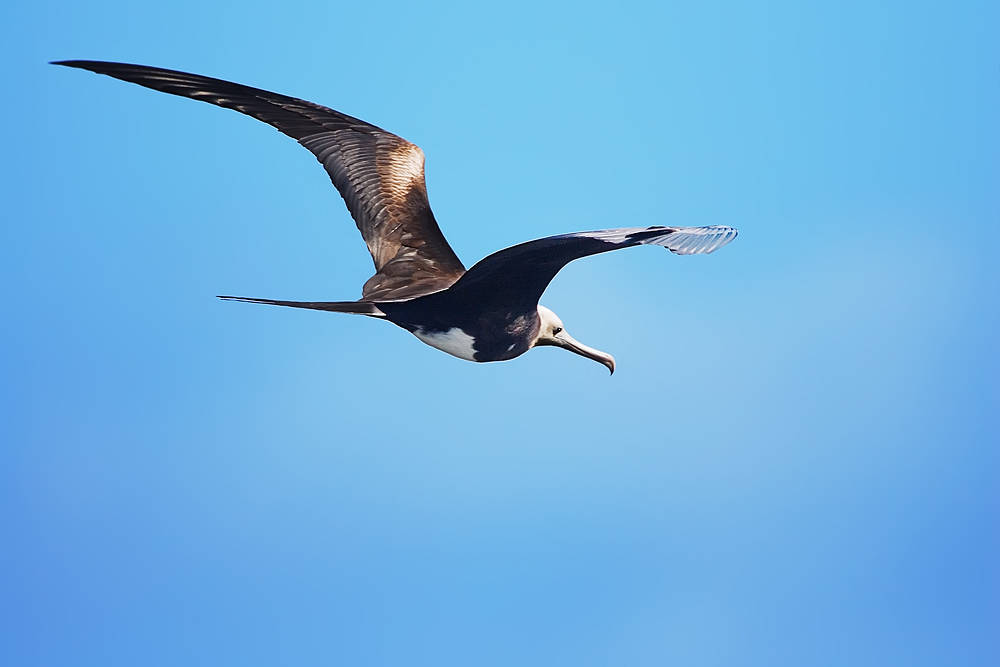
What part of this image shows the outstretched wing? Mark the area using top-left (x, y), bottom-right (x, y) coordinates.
top-left (54, 60), bottom-right (466, 301)
top-left (449, 225), bottom-right (738, 307)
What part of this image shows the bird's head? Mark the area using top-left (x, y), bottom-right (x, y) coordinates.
top-left (532, 305), bottom-right (616, 375)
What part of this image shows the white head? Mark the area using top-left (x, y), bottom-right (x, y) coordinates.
top-left (532, 305), bottom-right (616, 374)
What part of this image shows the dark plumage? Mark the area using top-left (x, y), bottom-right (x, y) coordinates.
top-left (55, 60), bottom-right (738, 373)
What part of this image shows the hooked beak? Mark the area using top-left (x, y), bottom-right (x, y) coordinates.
top-left (554, 332), bottom-right (616, 375)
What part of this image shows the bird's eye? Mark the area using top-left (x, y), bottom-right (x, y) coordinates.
top-left (553, 327), bottom-right (563, 335)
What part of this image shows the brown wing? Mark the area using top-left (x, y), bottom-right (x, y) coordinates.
top-left (54, 60), bottom-right (466, 301)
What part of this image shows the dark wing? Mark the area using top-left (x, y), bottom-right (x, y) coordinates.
top-left (54, 60), bottom-right (466, 301)
top-left (449, 225), bottom-right (738, 308)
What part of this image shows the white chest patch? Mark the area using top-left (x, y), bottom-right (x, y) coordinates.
top-left (413, 327), bottom-right (478, 361)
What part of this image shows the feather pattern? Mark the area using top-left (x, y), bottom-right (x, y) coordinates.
top-left (52, 60), bottom-right (466, 301)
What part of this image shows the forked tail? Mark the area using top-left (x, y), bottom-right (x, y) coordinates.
top-left (218, 296), bottom-right (385, 317)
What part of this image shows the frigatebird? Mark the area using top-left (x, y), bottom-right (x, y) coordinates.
top-left (55, 60), bottom-right (738, 374)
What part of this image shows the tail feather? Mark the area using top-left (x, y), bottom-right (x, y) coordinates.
top-left (218, 296), bottom-right (385, 317)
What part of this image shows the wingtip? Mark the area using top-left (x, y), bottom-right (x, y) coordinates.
top-left (50, 60), bottom-right (121, 72)
top-left (50, 60), bottom-right (105, 73)
top-left (216, 295), bottom-right (267, 305)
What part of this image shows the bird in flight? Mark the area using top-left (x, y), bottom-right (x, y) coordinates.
top-left (55, 60), bottom-right (738, 374)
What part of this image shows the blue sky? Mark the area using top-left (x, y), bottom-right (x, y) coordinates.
top-left (2, 1), bottom-right (997, 665)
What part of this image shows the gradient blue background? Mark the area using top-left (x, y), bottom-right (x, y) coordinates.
top-left (3, 1), bottom-right (997, 665)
